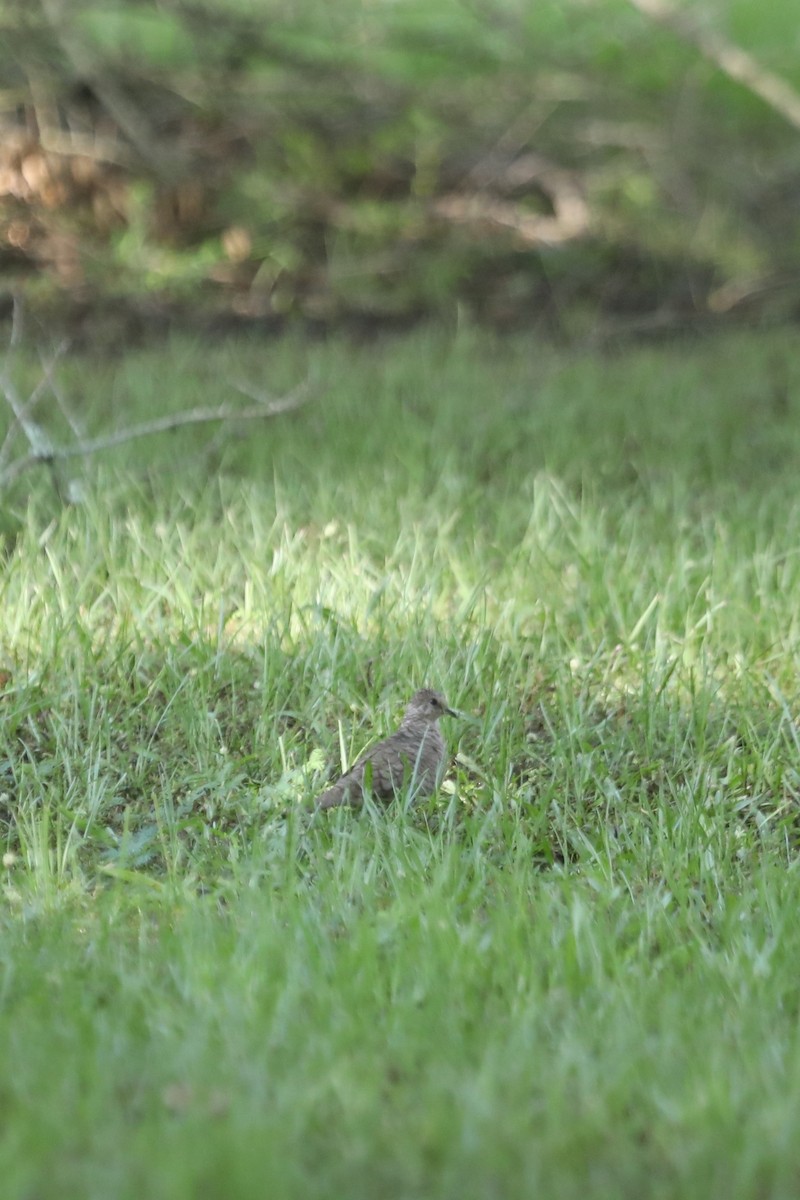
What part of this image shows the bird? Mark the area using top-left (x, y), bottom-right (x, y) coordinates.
top-left (315, 688), bottom-right (457, 810)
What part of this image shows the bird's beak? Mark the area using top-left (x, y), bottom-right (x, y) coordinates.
top-left (445, 705), bottom-right (458, 718)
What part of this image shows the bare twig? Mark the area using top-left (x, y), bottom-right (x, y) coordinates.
top-left (229, 379), bottom-right (296, 405)
top-left (0, 380), bottom-right (312, 492)
top-left (459, 99), bottom-right (560, 191)
top-left (44, 359), bottom-right (85, 443)
top-left (432, 183), bottom-right (589, 247)
top-left (0, 340), bottom-right (69, 470)
top-left (626, 0), bottom-right (800, 132)
top-left (9, 295), bottom-right (24, 350)
top-left (430, 150), bottom-right (589, 248)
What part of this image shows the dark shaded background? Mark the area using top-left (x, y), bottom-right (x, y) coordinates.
top-left (2, 0), bottom-right (799, 344)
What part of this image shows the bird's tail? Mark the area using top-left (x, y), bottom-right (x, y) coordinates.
top-left (315, 783), bottom-right (347, 810)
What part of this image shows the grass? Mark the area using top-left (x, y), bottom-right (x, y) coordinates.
top-left (2, 323), bottom-right (800, 1197)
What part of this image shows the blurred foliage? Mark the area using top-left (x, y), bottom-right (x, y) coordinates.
top-left (0, 0), bottom-right (799, 335)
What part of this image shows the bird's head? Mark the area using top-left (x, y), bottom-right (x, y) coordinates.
top-left (404, 688), bottom-right (457, 723)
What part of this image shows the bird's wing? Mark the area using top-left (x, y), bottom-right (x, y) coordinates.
top-left (316, 731), bottom-right (434, 810)
top-left (316, 747), bottom-right (404, 809)
top-left (354, 734), bottom-right (411, 800)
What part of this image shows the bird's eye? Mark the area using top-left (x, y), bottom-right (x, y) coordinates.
top-left (430, 697), bottom-right (438, 706)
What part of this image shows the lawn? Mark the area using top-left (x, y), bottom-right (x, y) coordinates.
top-left (2, 325), bottom-right (800, 1198)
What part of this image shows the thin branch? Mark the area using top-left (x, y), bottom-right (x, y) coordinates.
top-left (432, 184), bottom-right (589, 248)
top-left (229, 379), bottom-right (290, 405)
top-left (44, 359), bottom-right (85, 443)
top-left (0, 340), bottom-right (69, 469)
top-left (0, 374), bottom-right (54, 464)
top-left (459, 99), bottom-right (560, 191)
top-left (9, 295), bottom-right (24, 350)
top-left (0, 382), bottom-right (312, 491)
top-left (626, 0), bottom-right (800, 131)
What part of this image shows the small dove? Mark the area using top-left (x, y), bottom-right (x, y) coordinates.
top-left (315, 688), bottom-right (456, 810)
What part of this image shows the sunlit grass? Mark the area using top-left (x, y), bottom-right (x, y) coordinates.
top-left (1, 325), bottom-right (800, 1197)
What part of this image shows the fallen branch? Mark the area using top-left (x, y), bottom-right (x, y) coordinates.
top-left (432, 152), bottom-right (589, 248)
top-left (432, 188), bottom-right (588, 248)
top-left (0, 340), bottom-right (68, 470)
top-left (0, 372), bottom-right (312, 492)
